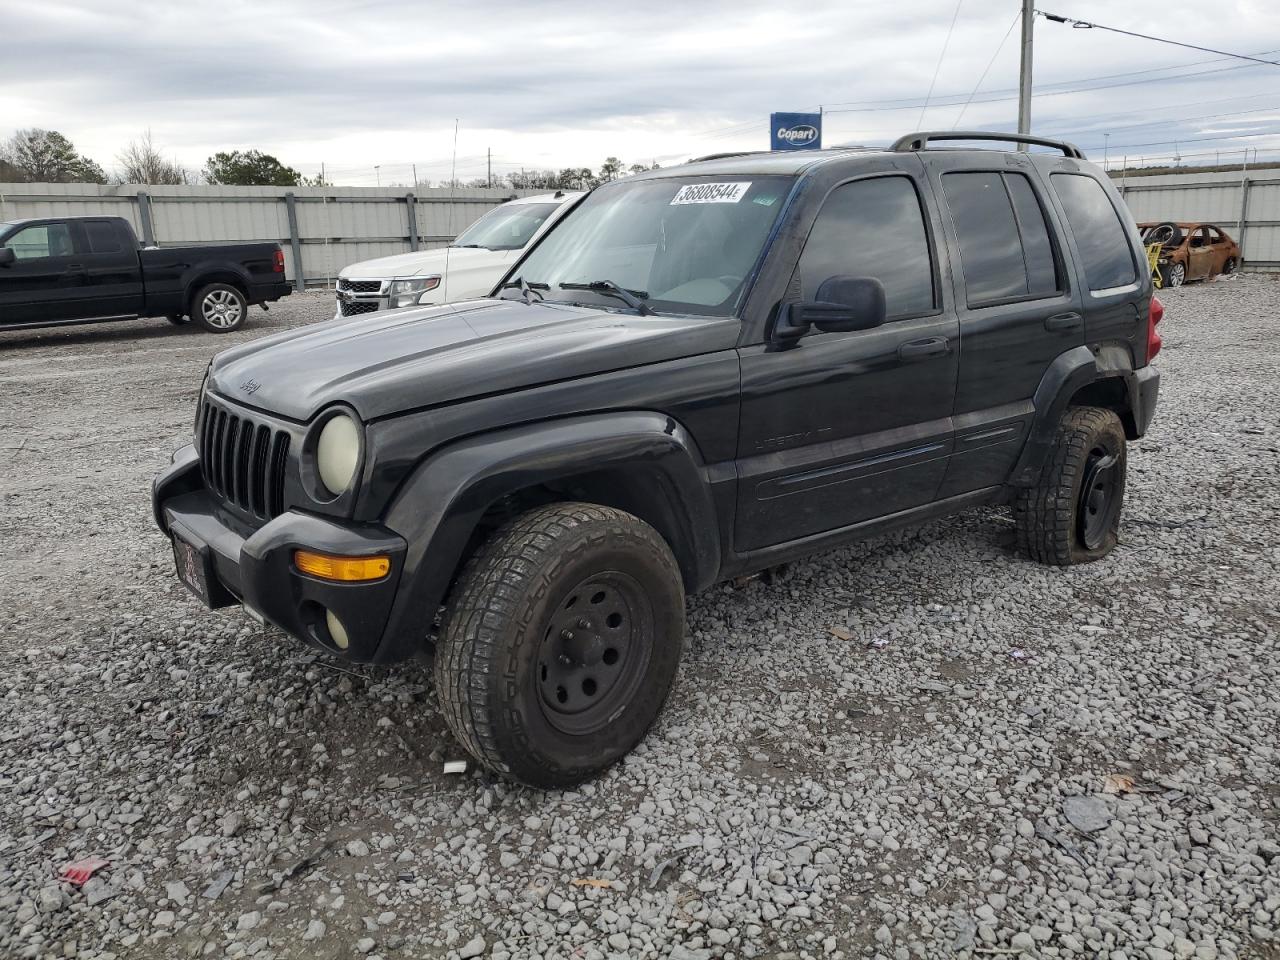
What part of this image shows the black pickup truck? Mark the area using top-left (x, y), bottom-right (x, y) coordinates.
top-left (154, 131), bottom-right (1161, 787)
top-left (0, 215), bottom-right (290, 333)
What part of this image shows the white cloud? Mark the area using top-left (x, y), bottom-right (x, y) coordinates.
top-left (2, 0), bottom-right (1278, 183)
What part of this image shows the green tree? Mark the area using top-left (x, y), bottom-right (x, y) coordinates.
top-left (556, 167), bottom-right (595, 190)
top-left (203, 149), bottom-right (302, 186)
top-left (0, 128), bottom-right (107, 183)
top-left (597, 156), bottom-right (625, 183)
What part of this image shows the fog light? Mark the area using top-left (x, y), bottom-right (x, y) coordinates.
top-left (294, 550), bottom-right (390, 581)
top-left (325, 609), bottom-right (349, 650)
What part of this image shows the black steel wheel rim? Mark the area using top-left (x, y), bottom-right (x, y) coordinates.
top-left (1078, 447), bottom-right (1121, 550)
top-left (536, 571), bottom-right (653, 736)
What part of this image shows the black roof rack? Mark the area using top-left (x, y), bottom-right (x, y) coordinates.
top-left (891, 131), bottom-right (1086, 160)
top-left (688, 151), bottom-right (768, 163)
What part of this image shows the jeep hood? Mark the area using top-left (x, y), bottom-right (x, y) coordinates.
top-left (208, 299), bottom-right (741, 422)
top-left (339, 245), bottom-right (499, 280)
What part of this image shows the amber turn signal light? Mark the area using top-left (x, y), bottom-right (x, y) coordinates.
top-left (293, 550), bottom-right (390, 582)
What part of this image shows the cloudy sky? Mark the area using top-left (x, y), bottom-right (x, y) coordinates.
top-left (3, 0), bottom-right (1279, 185)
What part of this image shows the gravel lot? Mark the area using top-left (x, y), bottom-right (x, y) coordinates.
top-left (1, 280), bottom-right (1277, 960)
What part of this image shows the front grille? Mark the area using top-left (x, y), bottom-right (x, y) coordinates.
top-left (339, 299), bottom-right (381, 317)
top-left (197, 397), bottom-right (290, 520)
top-left (338, 278), bottom-right (382, 294)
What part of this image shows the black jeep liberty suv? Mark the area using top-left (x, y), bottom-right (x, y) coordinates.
top-left (153, 132), bottom-right (1162, 788)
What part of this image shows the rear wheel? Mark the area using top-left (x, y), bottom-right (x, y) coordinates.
top-left (435, 503), bottom-right (685, 788)
top-left (1014, 407), bottom-right (1127, 566)
top-left (192, 283), bottom-right (247, 333)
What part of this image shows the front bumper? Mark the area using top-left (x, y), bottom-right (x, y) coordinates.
top-left (153, 445), bottom-right (408, 662)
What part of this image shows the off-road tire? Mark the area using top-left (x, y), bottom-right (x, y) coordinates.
top-left (1014, 407), bottom-right (1127, 566)
top-left (434, 502), bottom-right (685, 788)
top-left (192, 282), bottom-right (248, 333)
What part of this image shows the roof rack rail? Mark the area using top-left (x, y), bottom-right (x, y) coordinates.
top-left (689, 151), bottom-right (767, 163)
top-left (891, 131), bottom-right (1086, 160)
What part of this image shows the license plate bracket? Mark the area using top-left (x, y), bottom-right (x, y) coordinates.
top-left (170, 524), bottom-right (235, 609)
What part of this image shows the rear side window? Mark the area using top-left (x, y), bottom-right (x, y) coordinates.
top-left (84, 221), bottom-right (122, 253)
top-left (1050, 173), bottom-right (1137, 292)
top-left (942, 171), bottom-right (1059, 307)
top-left (799, 176), bottom-right (936, 319)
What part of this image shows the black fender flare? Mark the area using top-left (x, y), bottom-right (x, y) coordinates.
top-left (1009, 344), bottom-right (1152, 486)
top-left (372, 411), bottom-right (721, 662)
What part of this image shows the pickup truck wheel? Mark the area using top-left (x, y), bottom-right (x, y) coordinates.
top-left (1014, 407), bottom-right (1127, 566)
top-left (193, 283), bottom-right (247, 333)
top-left (435, 502), bottom-right (684, 788)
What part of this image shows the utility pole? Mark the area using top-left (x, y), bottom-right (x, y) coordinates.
top-left (1103, 133), bottom-right (1110, 170)
top-left (1017, 0), bottom-right (1035, 150)
top-left (412, 163), bottom-right (418, 188)
top-left (374, 165), bottom-right (381, 187)
top-left (487, 148), bottom-right (492, 189)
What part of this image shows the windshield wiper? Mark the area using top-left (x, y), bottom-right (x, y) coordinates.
top-left (499, 277), bottom-right (549, 304)
top-left (559, 280), bottom-right (654, 316)
top-left (450, 243), bottom-right (488, 249)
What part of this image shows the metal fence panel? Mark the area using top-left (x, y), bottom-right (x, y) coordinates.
top-left (1115, 168), bottom-right (1280, 271)
top-left (0, 182), bottom-right (537, 286)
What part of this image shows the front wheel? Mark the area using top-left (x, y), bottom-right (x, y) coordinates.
top-left (1014, 407), bottom-right (1127, 566)
top-left (435, 503), bottom-right (685, 788)
top-left (192, 283), bottom-right (248, 333)
top-left (1161, 261), bottom-right (1186, 288)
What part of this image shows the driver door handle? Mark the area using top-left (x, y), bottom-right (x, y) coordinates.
top-left (897, 336), bottom-right (950, 362)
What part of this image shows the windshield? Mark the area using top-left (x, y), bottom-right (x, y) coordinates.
top-left (508, 176), bottom-right (794, 317)
top-left (452, 201), bottom-right (561, 251)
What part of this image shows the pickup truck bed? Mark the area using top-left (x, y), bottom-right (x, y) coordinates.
top-left (0, 215), bottom-right (291, 333)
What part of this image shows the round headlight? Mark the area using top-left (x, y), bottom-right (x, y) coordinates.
top-left (316, 414), bottom-right (360, 495)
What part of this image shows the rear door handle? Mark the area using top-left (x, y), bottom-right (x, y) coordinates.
top-left (1044, 312), bottom-right (1083, 332)
top-left (897, 337), bottom-right (950, 361)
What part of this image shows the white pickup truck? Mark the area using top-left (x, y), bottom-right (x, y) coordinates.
top-left (334, 191), bottom-right (582, 318)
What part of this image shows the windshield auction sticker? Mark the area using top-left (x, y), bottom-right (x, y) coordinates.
top-left (670, 182), bottom-right (752, 204)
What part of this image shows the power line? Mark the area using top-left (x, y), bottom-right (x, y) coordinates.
top-left (953, 9), bottom-right (1022, 129)
top-left (918, 0), bottom-right (965, 127)
top-left (821, 46), bottom-right (1280, 110)
top-left (1038, 11), bottom-right (1280, 67)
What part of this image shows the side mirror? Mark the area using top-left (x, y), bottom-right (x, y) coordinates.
top-left (0, 247), bottom-right (15, 267)
top-left (772, 276), bottom-right (887, 343)
top-left (811, 276), bottom-right (887, 332)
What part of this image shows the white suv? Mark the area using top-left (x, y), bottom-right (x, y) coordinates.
top-left (334, 191), bottom-right (582, 318)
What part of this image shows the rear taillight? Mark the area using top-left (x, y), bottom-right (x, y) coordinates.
top-left (1145, 294), bottom-right (1164, 364)
top-left (273, 249), bottom-right (285, 273)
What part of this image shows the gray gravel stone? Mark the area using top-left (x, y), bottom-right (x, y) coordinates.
top-left (1, 284), bottom-right (1278, 959)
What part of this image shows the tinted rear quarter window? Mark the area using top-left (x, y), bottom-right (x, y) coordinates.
top-left (799, 176), bottom-right (935, 319)
top-left (1051, 173), bottom-right (1137, 291)
top-left (942, 171), bottom-right (1059, 306)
